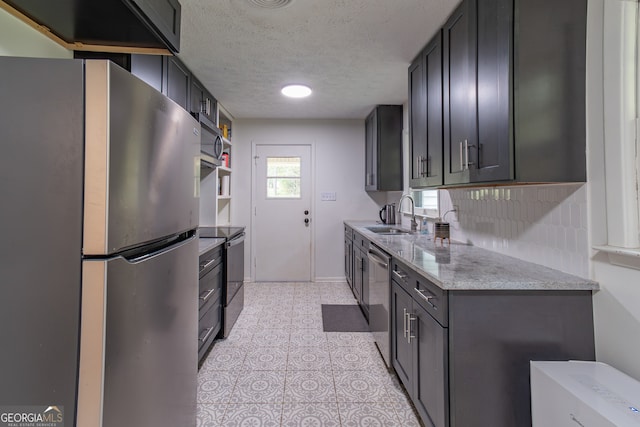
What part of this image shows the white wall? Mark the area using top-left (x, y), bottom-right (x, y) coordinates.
top-left (439, 184), bottom-right (589, 278)
top-left (231, 119), bottom-right (387, 282)
top-left (586, 0), bottom-right (640, 381)
top-left (0, 8), bottom-right (71, 58)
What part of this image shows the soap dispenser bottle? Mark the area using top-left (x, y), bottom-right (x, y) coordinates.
top-left (421, 217), bottom-right (429, 235)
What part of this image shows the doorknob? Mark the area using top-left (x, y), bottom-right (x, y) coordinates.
top-left (304, 210), bottom-right (309, 215)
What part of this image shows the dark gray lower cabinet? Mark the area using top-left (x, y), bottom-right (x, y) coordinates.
top-left (198, 245), bottom-right (224, 366)
top-left (391, 280), bottom-right (414, 387)
top-left (352, 232), bottom-right (369, 320)
top-left (392, 271), bottom-right (448, 427)
top-left (414, 301), bottom-right (448, 427)
top-left (391, 258), bottom-right (595, 427)
top-left (447, 291), bottom-right (595, 427)
top-left (353, 247), bottom-right (369, 320)
top-left (344, 225), bottom-right (354, 289)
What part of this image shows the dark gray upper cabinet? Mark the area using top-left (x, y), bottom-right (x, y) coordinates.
top-left (190, 76), bottom-right (217, 124)
top-left (130, 54), bottom-right (164, 92)
top-left (514, 0), bottom-right (587, 182)
top-left (443, 0), bottom-right (475, 186)
top-left (4, 0), bottom-right (181, 53)
top-left (365, 105), bottom-right (403, 192)
top-left (472, 0), bottom-right (512, 182)
top-left (444, 0), bottom-right (513, 185)
top-left (166, 56), bottom-right (190, 110)
top-left (410, 31), bottom-right (444, 188)
top-left (73, 51), bottom-right (164, 93)
top-left (73, 52), bottom-right (220, 123)
top-left (126, 0), bottom-right (181, 53)
top-left (415, 0), bottom-right (587, 187)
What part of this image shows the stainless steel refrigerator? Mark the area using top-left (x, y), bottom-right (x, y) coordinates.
top-left (0, 58), bottom-right (200, 427)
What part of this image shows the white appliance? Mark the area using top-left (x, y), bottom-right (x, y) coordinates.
top-left (531, 361), bottom-right (640, 427)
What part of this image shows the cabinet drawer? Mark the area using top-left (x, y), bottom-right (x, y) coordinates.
top-left (344, 225), bottom-right (354, 240)
top-left (199, 262), bottom-right (223, 310)
top-left (353, 232), bottom-right (369, 251)
top-left (199, 288), bottom-right (221, 320)
top-left (199, 244), bottom-right (223, 277)
top-left (412, 275), bottom-right (448, 327)
top-left (391, 259), bottom-right (412, 289)
top-left (393, 258), bottom-right (448, 327)
top-left (198, 299), bottom-right (221, 357)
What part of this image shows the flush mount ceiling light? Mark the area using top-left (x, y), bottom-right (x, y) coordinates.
top-left (281, 84), bottom-right (312, 98)
top-left (245, 0), bottom-right (294, 9)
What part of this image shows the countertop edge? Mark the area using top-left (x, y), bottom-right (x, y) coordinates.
top-left (345, 220), bottom-right (599, 292)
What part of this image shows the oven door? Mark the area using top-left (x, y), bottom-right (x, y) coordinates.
top-left (225, 232), bottom-right (245, 304)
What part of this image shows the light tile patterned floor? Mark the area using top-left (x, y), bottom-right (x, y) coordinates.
top-left (197, 282), bottom-right (421, 427)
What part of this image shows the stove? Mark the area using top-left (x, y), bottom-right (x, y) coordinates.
top-left (199, 226), bottom-right (244, 240)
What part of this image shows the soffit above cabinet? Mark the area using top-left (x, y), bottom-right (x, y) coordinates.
top-left (1, 0), bottom-right (180, 54)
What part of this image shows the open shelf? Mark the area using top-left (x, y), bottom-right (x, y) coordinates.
top-left (200, 102), bottom-right (233, 227)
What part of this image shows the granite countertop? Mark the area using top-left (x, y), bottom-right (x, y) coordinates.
top-left (345, 220), bottom-right (599, 291)
top-left (198, 237), bottom-right (225, 256)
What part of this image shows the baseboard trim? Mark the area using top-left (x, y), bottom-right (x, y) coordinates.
top-left (314, 277), bottom-right (348, 283)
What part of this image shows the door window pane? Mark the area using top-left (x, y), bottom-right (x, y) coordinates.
top-left (266, 157), bottom-right (301, 198)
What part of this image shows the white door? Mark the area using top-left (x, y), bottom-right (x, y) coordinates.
top-left (253, 144), bottom-right (312, 281)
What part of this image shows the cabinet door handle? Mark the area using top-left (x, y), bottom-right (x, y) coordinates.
top-left (403, 308), bottom-right (408, 338)
top-left (464, 139), bottom-right (468, 170)
top-left (198, 327), bottom-right (215, 343)
top-left (407, 313), bottom-right (416, 343)
top-left (200, 258), bottom-right (218, 271)
top-left (459, 141), bottom-right (464, 171)
top-left (416, 156), bottom-right (420, 179)
top-left (393, 270), bottom-right (408, 282)
top-left (414, 287), bottom-right (436, 309)
top-left (199, 288), bottom-right (217, 302)
top-left (467, 141), bottom-right (476, 167)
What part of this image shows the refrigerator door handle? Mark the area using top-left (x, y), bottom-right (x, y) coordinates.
top-left (122, 232), bottom-right (197, 264)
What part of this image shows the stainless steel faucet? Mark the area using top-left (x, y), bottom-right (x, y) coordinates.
top-left (398, 194), bottom-right (418, 232)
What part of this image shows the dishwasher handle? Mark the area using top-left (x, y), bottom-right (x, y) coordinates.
top-left (367, 250), bottom-right (389, 268)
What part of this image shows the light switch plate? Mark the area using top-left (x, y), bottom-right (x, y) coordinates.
top-left (321, 192), bottom-right (337, 201)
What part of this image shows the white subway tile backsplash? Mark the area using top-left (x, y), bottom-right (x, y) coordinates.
top-left (440, 184), bottom-right (589, 278)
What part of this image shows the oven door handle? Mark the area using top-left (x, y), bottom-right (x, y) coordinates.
top-left (227, 233), bottom-right (245, 248)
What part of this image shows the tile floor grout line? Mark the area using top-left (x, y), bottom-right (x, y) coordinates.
top-left (197, 281), bottom-right (418, 426)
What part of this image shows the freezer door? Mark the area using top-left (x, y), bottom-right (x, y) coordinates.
top-left (78, 234), bottom-right (198, 427)
top-left (84, 60), bottom-right (201, 256)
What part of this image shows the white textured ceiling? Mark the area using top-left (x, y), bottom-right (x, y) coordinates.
top-left (178, 0), bottom-right (457, 119)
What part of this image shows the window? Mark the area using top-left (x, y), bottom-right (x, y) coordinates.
top-left (598, 0), bottom-right (640, 249)
top-left (402, 189), bottom-right (439, 218)
top-left (266, 157), bottom-right (301, 198)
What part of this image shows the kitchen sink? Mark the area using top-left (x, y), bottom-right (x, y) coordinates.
top-left (365, 226), bottom-right (411, 235)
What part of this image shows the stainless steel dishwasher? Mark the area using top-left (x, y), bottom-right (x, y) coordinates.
top-left (368, 243), bottom-right (392, 367)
